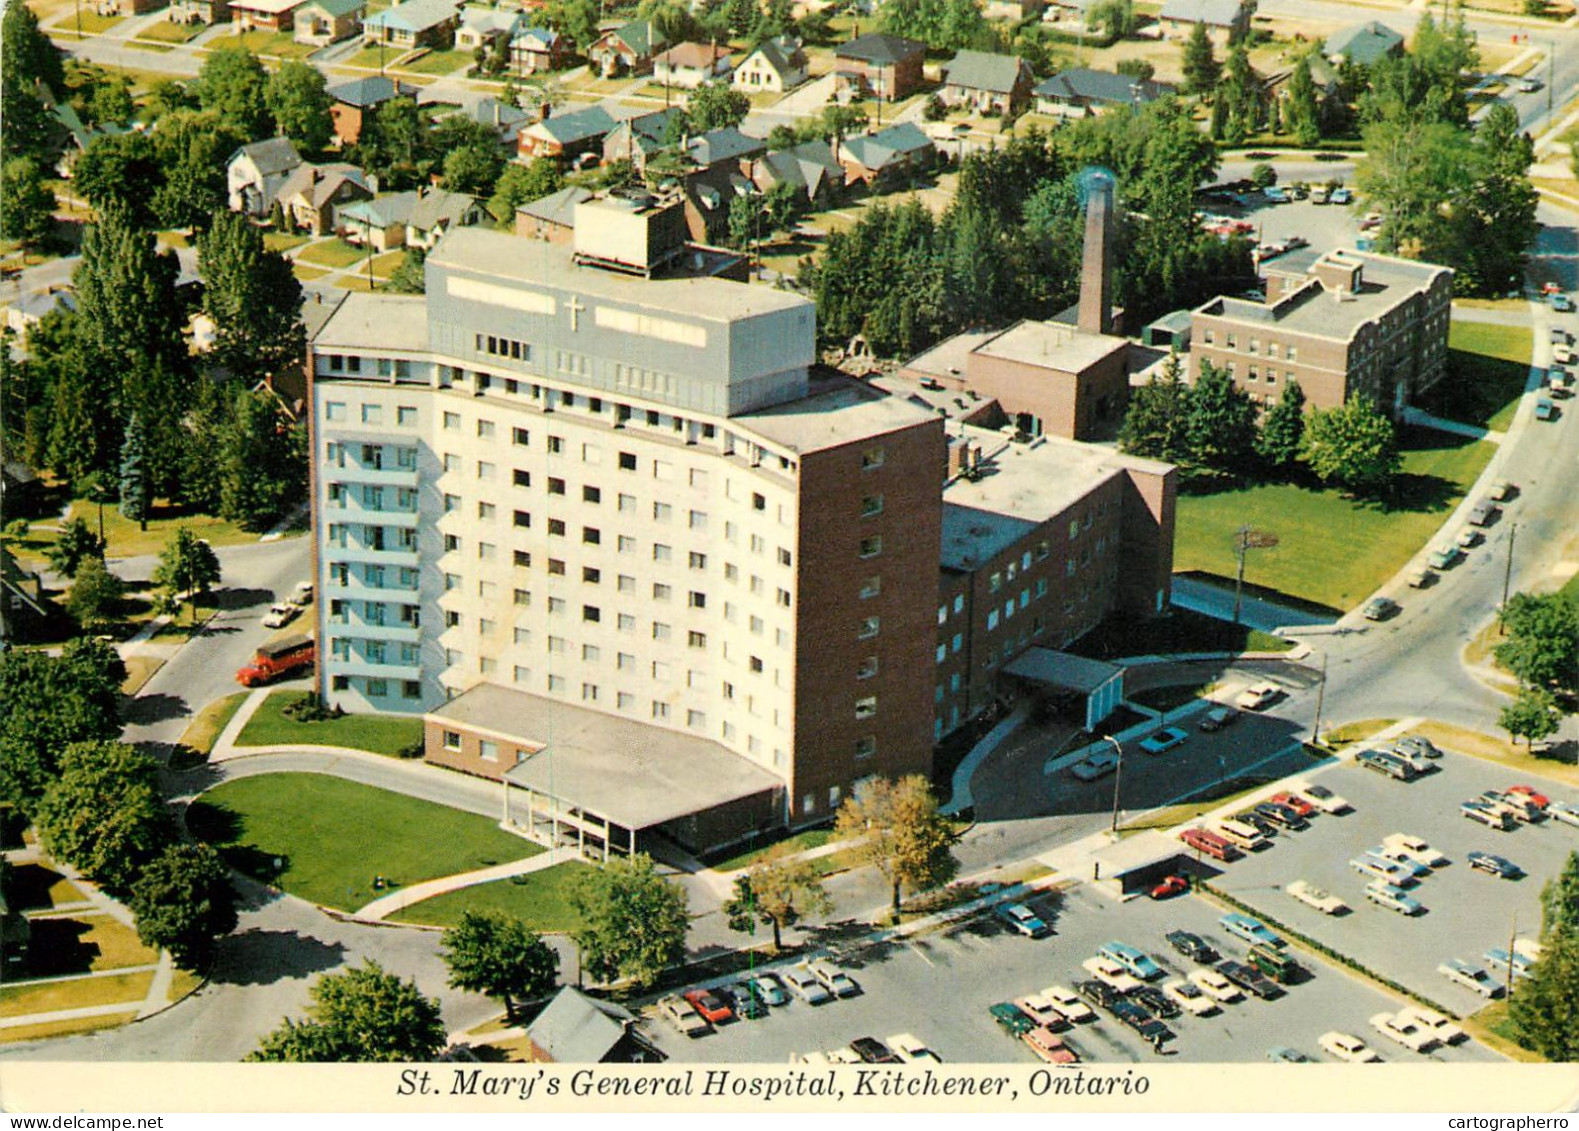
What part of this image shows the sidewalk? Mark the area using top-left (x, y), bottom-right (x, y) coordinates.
top-left (350, 850), bottom-right (569, 922)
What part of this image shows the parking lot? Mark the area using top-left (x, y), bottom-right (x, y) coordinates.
top-left (1208, 745), bottom-right (1577, 1017)
top-left (641, 868), bottom-right (1503, 1066)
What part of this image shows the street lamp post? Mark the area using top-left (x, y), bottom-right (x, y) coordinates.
top-left (1105, 736), bottom-right (1124, 834)
top-left (1311, 649), bottom-right (1328, 746)
top-left (1502, 521), bottom-right (1518, 611)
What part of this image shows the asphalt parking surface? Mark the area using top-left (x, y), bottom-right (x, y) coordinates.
top-left (641, 876), bottom-right (1503, 1066)
top-left (1208, 745), bottom-right (1578, 1017)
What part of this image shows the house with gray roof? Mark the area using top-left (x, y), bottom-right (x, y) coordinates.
top-left (275, 162), bottom-right (372, 235)
top-left (1158, 0), bottom-right (1254, 43)
top-left (732, 36), bottom-right (808, 93)
top-left (940, 49), bottom-right (1035, 114)
top-left (519, 104), bottom-right (617, 161)
top-left (510, 26), bottom-right (571, 74)
top-left (589, 18), bottom-right (666, 77)
top-left (836, 121), bottom-right (935, 187)
top-left (293, 0), bottom-right (364, 45)
top-left (328, 76), bottom-right (418, 145)
top-left (515, 184), bottom-right (594, 243)
top-left (1033, 67), bottom-right (1176, 116)
top-left (601, 106), bottom-right (684, 171)
top-left (337, 186), bottom-right (482, 251)
top-left (1324, 20), bottom-right (1404, 66)
top-left (456, 5), bottom-right (524, 51)
top-left (524, 988), bottom-right (655, 1063)
top-left (684, 126), bottom-right (766, 170)
top-left (227, 137), bottom-right (303, 216)
top-left (362, 0), bottom-right (460, 48)
top-left (834, 32), bottom-right (925, 100)
top-left (748, 138), bottom-right (843, 206)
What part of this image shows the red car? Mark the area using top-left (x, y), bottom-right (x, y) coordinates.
top-left (1270, 791), bottom-right (1316, 819)
top-left (1507, 785), bottom-right (1550, 809)
top-left (683, 988), bottom-right (735, 1025)
top-left (1149, 875), bottom-right (1189, 900)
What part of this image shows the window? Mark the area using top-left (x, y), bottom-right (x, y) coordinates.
top-left (445, 610), bottom-right (462, 628)
top-left (689, 552), bottom-right (707, 570)
top-left (987, 609), bottom-right (1000, 631)
top-left (477, 420), bottom-right (495, 439)
top-left (855, 696), bottom-right (877, 720)
top-left (752, 492), bottom-right (766, 511)
top-left (688, 591), bottom-right (706, 609)
top-left (548, 597), bottom-right (566, 615)
top-left (857, 656), bottom-right (878, 680)
top-left (688, 630), bottom-right (707, 648)
top-left (689, 510), bottom-right (707, 531)
top-left (749, 656), bottom-right (764, 673)
top-left (514, 550), bottom-right (532, 568)
top-left (513, 427), bottom-right (530, 446)
top-left (653, 543), bottom-right (672, 563)
top-left (619, 451), bottom-right (637, 471)
top-left (362, 404), bottom-right (383, 425)
top-left (776, 588), bottom-right (790, 608)
top-left (444, 534), bottom-right (460, 552)
top-left (547, 435), bottom-right (563, 454)
top-left (514, 510), bottom-right (531, 528)
top-left (547, 476), bottom-right (566, 495)
top-left (478, 502), bottom-right (496, 521)
top-left (442, 730), bottom-right (462, 751)
top-left (858, 616), bottom-right (879, 640)
top-left (326, 401), bottom-right (347, 422)
top-left (583, 485), bottom-right (601, 504)
top-left (861, 447), bottom-right (885, 470)
top-left (859, 535), bottom-right (882, 559)
top-left (618, 613), bottom-right (636, 631)
top-left (583, 527), bottom-right (600, 545)
top-left (652, 702), bottom-right (671, 720)
top-left (652, 622), bottom-right (672, 640)
top-left (443, 412), bottom-right (460, 430)
top-left (583, 605), bottom-right (600, 622)
top-left (618, 493), bottom-right (636, 513)
top-left (653, 583), bottom-right (672, 601)
top-left (854, 736), bottom-right (876, 759)
top-left (861, 494), bottom-right (883, 517)
top-left (548, 558), bottom-right (566, 576)
top-left (653, 502), bottom-right (672, 522)
top-left (778, 547), bottom-right (791, 567)
top-left (618, 535), bottom-right (636, 553)
top-left (860, 576), bottom-right (881, 599)
top-left (548, 518), bottom-right (565, 536)
top-left (582, 644), bottom-right (600, 663)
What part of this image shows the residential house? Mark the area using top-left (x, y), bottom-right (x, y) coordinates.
top-left (1158, 0), bottom-right (1254, 44)
top-left (509, 26), bottom-right (570, 75)
top-left (327, 75), bottom-right (419, 146)
top-left (523, 988), bottom-right (656, 1064)
top-left (1032, 67), bottom-right (1176, 117)
top-left (93, 0), bottom-right (165, 16)
top-left (338, 187), bottom-right (483, 251)
top-left (518, 104), bottom-right (616, 161)
top-left (680, 164), bottom-right (755, 244)
top-left (515, 184), bottom-right (593, 242)
top-left (940, 50), bottom-right (1034, 115)
top-left (747, 139), bottom-right (843, 207)
top-left (600, 107), bottom-right (683, 172)
top-left (682, 126), bottom-right (765, 171)
top-left (1040, 0), bottom-right (1096, 24)
top-left (834, 33), bottom-right (925, 102)
top-left (275, 163), bottom-right (373, 235)
top-left (0, 542), bottom-right (49, 646)
top-left (455, 5), bottom-right (524, 51)
top-left (229, 0), bottom-right (306, 31)
top-left (167, 0), bottom-right (229, 23)
top-left (227, 136), bottom-right (304, 216)
top-left (1324, 20), bottom-right (1404, 66)
top-left (836, 121), bottom-right (935, 187)
top-left (588, 18), bottom-right (665, 78)
top-left (5, 288), bottom-right (76, 336)
top-left (440, 94), bottom-right (532, 145)
top-left (293, 0), bottom-right (365, 45)
top-left (984, 0), bottom-right (1044, 18)
top-left (732, 36), bottom-right (807, 94)
top-left (362, 0), bottom-right (461, 49)
top-left (653, 42), bottom-right (733, 90)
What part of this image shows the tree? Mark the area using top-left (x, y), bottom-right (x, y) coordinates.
top-left (686, 81), bottom-right (750, 132)
top-left (1087, 0), bottom-right (1135, 39)
top-left (545, 0), bottom-right (600, 47)
top-left (1285, 56), bottom-right (1321, 145)
top-left (35, 741), bottom-right (175, 896)
top-left (66, 556), bottom-right (125, 631)
top-left (1543, 853), bottom-right (1579, 938)
top-left (217, 389), bottom-right (306, 531)
top-left (265, 61), bottom-right (333, 153)
top-left (150, 108), bottom-right (245, 232)
top-left (833, 775), bottom-right (960, 924)
top-left (119, 413), bottom-right (150, 530)
top-left (385, 246), bottom-right (427, 294)
top-left (199, 211), bottom-right (305, 383)
top-left (721, 844), bottom-right (831, 950)
top-left (569, 853), bottom-right (689, 989)
top-left (487, 158), bottom-right (565, 224)
top-left (1185, 359), bottom-right (1259, 473)
top-left (1, 158), bottom-right (56, 253)
top-left (1255, 378), bottom-right (1306, 473)
top-left (2, 0), bottom-right (64, 164)
top-left (129, 843), bottom-right (238, 970)
top-left (1181, 22), bottom-right (1220, 97)
top-left (1297, 396), bottom-right (1400, 499)
top-left (194, 46), bottom-right (272, 140)
top-left (1508, 920), bottom-right (1579, 1057)
top-left (1118, 352), bottom-right (1193, 464)
top-left (1496, 593), bottom-right (1579, 693)
top-left (153, 526), bottom-right (222, 619)
top-left (248, 961), bottom-right (447, 1062)
top-left (1500, 685), bottom-right (1561, 749)
top-left (440, 911), bottom-right (559, 1021)
top-left (72, 132), bottom-right (164, 227)
top-left (0, 638), bottom-right (125, 813)
top-left (45, 516), bottom-right (106, 578)
top-left (442, 141), bottom-right (505, 198)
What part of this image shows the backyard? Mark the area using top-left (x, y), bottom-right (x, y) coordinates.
top-left (186, 773), bottom-right (541, 911)
top-left (1173, 428), bottom-right (1496, 611)
top-left (232, 690), bottom-right (424, 755)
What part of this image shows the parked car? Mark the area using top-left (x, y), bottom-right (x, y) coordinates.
top-left (1397, 1005), bottom-right (1466, 1045)
top-left (1363, 595), bottom-right (1400, 621)
top-left (780, 965), bottom-right (833, 1004)
top-left (1329, 187), bottom-right (1353, 205)
top-left (1081, 956), bottom-right (1142, 993)
top-left (1099, 941), bottom-right (1165, 981)
top-left (1070, 749), bottom-right (1120, 781)
top-left (1254, 801), bottom-right (1307, 830)
top-left (847, 1036), bottom-right (899, 1063)
top-left (1216, 958), bottom-right (1282, 1000)
top-left (1427, 544), bottom-right (1462, 570)
top-left (1351, 852), bottom-right (1418, 887)
top-left (1370, 1011), bottom-right (1439, 1052)
top-left (1456, 527), bottom-right (1482, 549)
top-left (1269, 791), bottom-right (1316, 818)
top-left (1015, 993), bottom-right (1071, 1032)
top-left (1041, 984), bottom-right (1095, 1024)
top-left (1520, 76), bottom-right (1544, 94)
top-left (1235, 682), bottom-right (1282, 710)
top-left (1468, 500), bottom-right (1499, 527)
top-left (1180, 827), bottom-right (1242, 862)
top-left (989, 1001), bottom-right (1036, 1038)
top-left (1555, 293), bottom-right (1576, 313)
top-left (996, 901), bottom-right (1052, 938)
top-left (1462, 800), bottom-right (1515, 830)
top-left (1149, 874), bottom-right (1189, 900)
top-left (1489, 479), bottom-right (1518, 500)
top-left (1023, 1026), bottom-right (1079, 1064)
top-left (1286, 880), bottom-right (1347, 914)
top-left (1358, 749), bottom-right (1416, 781)
top-left (1320, 1031), bottom-right (1382, 1063)
top-left (1548, 800), bottom-right (1579, 828)
top-left (683, 987), bottom-right (735, 1025)
top-left (1165, 929), bottom-right (1218, 964)
top-left (1130, 984), bottom-right (1181, 1020)
top-left (1381, 834), bottom-right (1448, 869)
top-left (1408, 566), bottom-right (1435, 587)
top-left (1294, 781), bottom-right (1351, 814)
top-left (886, 1033), bottom-right (942, 1062)
top-left (1198, 706), bottom-right (1237, 732)
top-left (1485, 947), bottom-right (1536, 980)
top-left (727, 982), bottom-right (769, 1020)
top-left (1111, 1000), bottom-right (1173, 1044)
top-left (1267, 1047), bottom-right (1311, 1064)
top-left (1219, 913), bottom-right (1284, 950)
top-left (1368, 846), bottom-right (1432, 879)
top-left (1365, 882), bottom-right (1423, 916)
top-left (1438, 958), bottom-right (1501, 997)
top-left (1468, 851), bottom-right (1521, 878)
top-left (262, 603), bottom-right (299, 629)
top-left (748, 974), bottom-right (789, 1007)
top-left (1232, 809), bottom-right (1280, 839)
top-left (1507, 784), bottom-right (1551, 810)
top-left (1393, 735), bottom-right (1442, 761)
top-left (1139, 726), bottom-right (1189, 755)
top-left (1188, 968), bottom-right (1243, 1003)
top-left (288, 581), bottom-right (314, 607)
top-left (658, 995), bottom-right (710, 1036)
top-left (1161, 977), bottom-right (1216, 1016)
top-left (1535, 397), bottom-right (1557, 421)
top-left (808, 960), bottom-right (859, 998)
top-left (1074, 978), bottom-right (1122, 1010)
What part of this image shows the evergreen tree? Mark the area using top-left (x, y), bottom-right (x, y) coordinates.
top-left (74, 200), bottom-right (190, 381)
top-left (1286, 56), bottom-right (1321, 145)
top-left (65, 556), bottom-right (124, 631)
top-left (45, 516), bottom-right (106, 579)
top-left (1508, 924), bottom-right (1579, 1059)
top-left (1181, 22), bottom-right (1220, 97)
top-left (0, 158), bottom-right (57, 253)
top-left (198, 211), bottom-right (306, 384)
top-left (1, 0), bottom-right (64, 164)
top-left (118, 413), bottom-right (150, 531)
top-left (1118, 352), bottom-right (1193, 464)
top-left (1255, 378), bottom-right (1306, 473)
top-left (1186, 360), bottom-right (1259, 473)
top-left (384, 246), bottom-right (426, 294)
top-left (1543, 853), bottom-right (1579, 938)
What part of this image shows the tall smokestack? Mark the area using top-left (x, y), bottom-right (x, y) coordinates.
top-left (1078, 172), bottom-right (1113, 336)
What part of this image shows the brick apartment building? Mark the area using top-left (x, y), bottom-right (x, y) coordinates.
top-left (1188, 247), bottom-right (1454, 413)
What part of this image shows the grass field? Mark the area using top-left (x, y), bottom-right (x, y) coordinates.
top-left (179, 692), bottom-right (250, 756)
top-left (233, 690), bottom-right (424, 755)
top-left (295, 238), bottom-right (369, 268)
top-left (1418, 321), bottom-right (1534, 433)
top-left (208, 29), bottom-right (313, 58)
top-left (135, 19), bottom-right (206, 43)
top-left (188, 773), bottom-right (542, 910)
top-left (263, 232), bottom-right (309, 253)
top-left (708, 827), bottom-right (836, 872)
top-left (392, 861), bottom-right (592, 933)
top-left (1174, 430), bottom-right (1496, 610)
top-left (0, 1011), bottom-right (139, 1044)
top-left (7, 499), bottom-right (262, 568)
top-left (0, 970), bottom-right (154, 1019)
top-left (401, 47), bottom-right (472, 75)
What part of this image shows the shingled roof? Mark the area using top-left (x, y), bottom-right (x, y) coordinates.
top-left (835, 32), bottom-right (925, 65)
top-left (942, 49), bottom-right (1032, 94)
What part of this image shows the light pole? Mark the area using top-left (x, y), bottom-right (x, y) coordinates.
top-left (1501, 521), bottom-right (1518, 612)
top-left (1105, 735), bottom-right (1124, 834)
top-left (1311, 649), bottom-right (1328, 746)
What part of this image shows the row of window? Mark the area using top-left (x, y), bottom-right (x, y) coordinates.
top-left (326, 484), bottom-right (419, 511)
top-left (1202, 330), bottom-right (1300, 361)
top-left (330, 638), bottom-right (421, 665)
top-left (329, 674), bottom-right (422, 699)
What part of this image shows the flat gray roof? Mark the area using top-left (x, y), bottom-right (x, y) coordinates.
top-left (428, 227), bottom-right (809, 323)
top-left (1004, 647), bottom-right (1123, 693)
top-left (739, 370), bottom-right (940, 454)
top-left (899, 328), bottom-right (1000, 383)
top-left (1207, 248), bottom-right (1451, 342)
top-left (431, 683), bottom-right (782, 829)
top-left (311, 292), bottom-right (429, 352)
top-left (973, 319), bottom-right (1128, 374)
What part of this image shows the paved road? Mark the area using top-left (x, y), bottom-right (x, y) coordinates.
top-left (1170, 575), bottom-right (1338, 632)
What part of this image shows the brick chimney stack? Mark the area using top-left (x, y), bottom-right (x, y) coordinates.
top-left (1078, 172), bottom-right (1114, 336)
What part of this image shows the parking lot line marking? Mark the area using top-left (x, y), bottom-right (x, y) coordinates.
top-left (910, 941), bottom-right (935, 966)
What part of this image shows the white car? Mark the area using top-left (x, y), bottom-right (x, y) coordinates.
top-left (1366, 882), bottom-right (1424, 916)
top-left (1438, 959), bottom-right (1500, 997)
top-left (1294, 781), bottom-right (1351, 815)
top-left (1070, 749), bottom-right (1120, 781)
top-left (1549, 801), bottom-right (1579, 828)
top-left (262, 603), bottom-right (298, 629)
top-left (807, 960), bottom-right (859, 998)
top-left (1370, 1011), bottom-right (1439, 1053)
top-left (1081, 956), bottom-right (1142, 993)
top-left (1396, 1005), bottom-right (1466, 1045)
top-left (1381, 833), bottom-right (1449, 869)
top-left (1015, 993), bottom-right (1067, 1028)
top-left (826, 1046), bottom-right (862, 1064)
top-left (1320, 1031), bottom-right (1383, 1063)
top-left (886, 1033), bottom-right (941, 1062)
top-left (1188, 968), bottom-right (1243, 1003)
top-left (1286, 880), bottom-right (1348, 915)
top-left (1041, 984), bottom-right (1095, 1023)
top-left (1163, 978), bottom-right (1218, 1016)
top-left (1236, 682), bottom-right (1282, 710)
top-left (288, 581), bottom-right (314, 607)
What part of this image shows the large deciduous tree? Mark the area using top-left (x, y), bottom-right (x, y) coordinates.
top-left (569, 853), bottom-right (689, 989)
top-left (129, 843), bottom-right (238, 970)
top-left (1499, 685), bottom-right (1561, 750)
top-left (1, 158), bottom-right (57, 253)
top-left (1496, 593), bottom-right (1579, 694)
top-left (1297, 396), bottom-right (1400, 499)
top-left (487, 158), bottom-right (565, 224)
top-left (198, 211), bottom-right (306, 384)
top-left (194, 46), bottom-right (273, 140)
top-left (217, 389), bottom-right (306, 531)
top-left (248, 961), bottom-right (447, 1062)
top-left (153, 526), bottom-right (223, 619)
top-left (66, 556), bottom-right (125, 631)
top-left (35, 741), bottom-right (175, 896)
top-left (721, 844), bottom-right (832, 951)
top-left (686, 82), bottom-right (750, 132)
top-left (0, 639), bottom-right (124, 813)
top-left (834, 775), bottom-right (960, 924)
top-left (441, 911), bottom-right (559, 1021)
top-left (265, 61), bottom-right (333, 153)
top-left (72, 133), bottom-right (164, 227)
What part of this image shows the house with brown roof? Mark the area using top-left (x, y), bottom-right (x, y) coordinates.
top-left (940, 50), bottom-right (1034, 115)
top-left (229, 0), bottom-right (306, 30)
top-left (275, 163), bottom-right (372, 235)
top-left (588, 18), bottom-right (665, 77)
top-left (509, 26), bottom-right (571, 75)
top-left (654, 42), bottom-right (733, 89)
top-left (834, 33), bottom-right (925, 101)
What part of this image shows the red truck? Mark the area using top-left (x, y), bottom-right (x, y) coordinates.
top-left (236, 634), bottom-right (316, 687)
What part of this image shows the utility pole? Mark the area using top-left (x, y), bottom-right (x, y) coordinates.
top-left (1502, 521), bottom-right (1518, 611)
top-left (1504, 915), bottom-right (1519, 1000)
top-left (1105, 736), bottom-right (1124, 834)
top-left (1311, 650), bottom-right (1328, 745)
top-left (1233, 524), bottom-right (1249, 624)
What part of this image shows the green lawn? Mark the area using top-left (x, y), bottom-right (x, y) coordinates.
top-left (401, 47), bottom-right (472, 75)
top-left (1417, 321), bottom-right (1534, 433)
top-left (234, 690), bottom-right (424, 755)
top-left (343, 45), bottom-right (394, 69)
top-left (1174, 430), bottom-right (1496, 610)
top-left (392, 861), bottom-right (591, 934)
top-left (707, 827), bottom-right (836, 871)
top-left (263, 231), bottom-right (309, 253)
top-left (295, 238), bottom-right (369, 268)
top-left (207, 29), bottom-right (313, 58)
top-left (7, 499), bottom-right (264, 571)
top-left (178, 691), bottom-right (250, 757)
top-left (66, 10), bottom-right (124, 33)
top-left (135, 19), bottom-right (206, 43)
top-left (188, 773), bottom-right (542, 910)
